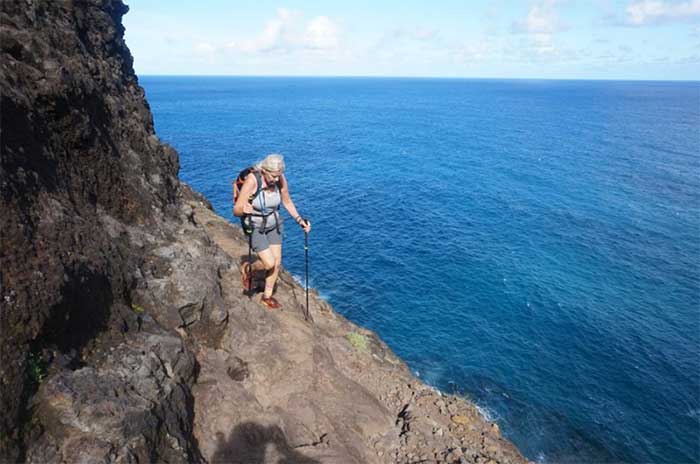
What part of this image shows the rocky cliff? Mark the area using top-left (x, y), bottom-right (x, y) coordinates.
top-left (0, 1), bottom-right (529, 463)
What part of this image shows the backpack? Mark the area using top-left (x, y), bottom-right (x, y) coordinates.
top-left (232, 167), bottom-right (281, 234)
top-left (233, 167), bottom-right (262, 207)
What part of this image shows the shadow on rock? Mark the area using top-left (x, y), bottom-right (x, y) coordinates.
top-left (211, 422), bottom-right (320, 464)
top-left (38, 263), bottom-right (114, 354)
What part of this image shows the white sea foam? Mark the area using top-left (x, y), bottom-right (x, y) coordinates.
top-left (291, 273), bottom-right (305, 287)
top-left (291, 273), bottom-right (333, 300)
top-left (473, 402), bottom-right (498, 423)
top-left (423, 383), bottom-right (444, 396)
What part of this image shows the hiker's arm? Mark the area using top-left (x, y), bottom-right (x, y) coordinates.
top-left (233, 175), bottom-right (257, 217)
top-left (280, 175), bottom-right (311, 232)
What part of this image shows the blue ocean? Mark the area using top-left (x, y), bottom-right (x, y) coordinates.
top-left (140, 76), bottom-right (700, 463)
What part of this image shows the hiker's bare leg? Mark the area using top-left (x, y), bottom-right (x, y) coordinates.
top-left (249, 257), bottom-right (266, 272)
top-left (255, 247), bottom-right (277, 297)
top-left (263, 244), bottom-right (282, 298)
top-left (256, 248), bottom-right (276, 271)
top-left (245, 253), bottom-right (267, 288)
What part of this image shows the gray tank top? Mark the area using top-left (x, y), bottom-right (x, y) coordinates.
top-left (250, 183), bottom-right (281, 230)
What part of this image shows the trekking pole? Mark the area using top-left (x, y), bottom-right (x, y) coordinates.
top-left (245, 216), bottom-right (253, 300)
top-left (304, 221), bottom-right (310, 321)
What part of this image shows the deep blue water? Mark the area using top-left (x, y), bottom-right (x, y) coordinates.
top-left (139, 76), bottom-right (700, 464)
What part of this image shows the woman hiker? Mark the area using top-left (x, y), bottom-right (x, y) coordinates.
top-left (233, 154), bottom-right (311, 309)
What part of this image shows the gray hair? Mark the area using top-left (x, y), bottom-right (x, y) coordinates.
top-left (256, 153), bottom-right (285, 173)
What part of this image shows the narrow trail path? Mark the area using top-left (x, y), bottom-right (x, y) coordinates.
top-left (188, 199), bottom-right (529, 464)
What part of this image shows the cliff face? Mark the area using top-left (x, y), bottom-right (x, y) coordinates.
top-left (1, 1), bottom-right (189, 460)
top-left (1, 2), bottom-right (528, 463)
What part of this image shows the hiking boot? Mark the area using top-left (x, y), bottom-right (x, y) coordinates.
top-left (261, 296), bottom-right (281, 310)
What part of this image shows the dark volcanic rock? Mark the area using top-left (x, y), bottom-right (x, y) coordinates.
top-left (130, 187), bottom-right (231, 344)
top-left (27, 324), bottom-right (199, 463)
top-left (0, 0), bottom-right (187, 460)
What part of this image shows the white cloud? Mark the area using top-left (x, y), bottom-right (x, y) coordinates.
top-left (510, 1), bottom-right (566, 57)
top-left (454, 39), bottom-right (497, 62)
top-left (225, 8), bottom-right (298, 54)
top-left (412, 28), bottom-right (438, 41)
top-left (618, 44), bottom-right (631, 52)
top-left (255, 9), bottom-right (294, 52)
top-left (378, 27), bottom-right (440, 47)
top-left (193, 42), bottom-right (216, 56)
top-left (224, 9), bottom-right (341, 55)
top-left (370, 26), bottom-right (443, 64)
top-left (304, 16), bottom-right (340, 50)
top-left (511, 0), bottom-right (566, 34)
top-left (532, 33), bottom-right (556, 54)
top-left (452, 34), bottom-right (574, 66)
top-left (625, 0), bottom-right (700, 25)
top-left (677, 52), bottom-right (700, 62)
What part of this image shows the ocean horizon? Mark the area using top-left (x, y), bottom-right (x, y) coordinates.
top-left (139, 76), bottom-right (700, 463)
top-left (139, 74), bottom-right (700, 83)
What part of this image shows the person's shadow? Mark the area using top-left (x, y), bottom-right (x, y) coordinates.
top-left (210, 422), bottom-right (321, 464)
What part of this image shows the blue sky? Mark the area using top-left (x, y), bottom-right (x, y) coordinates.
top-left (123, 0), bottom-right (700, 80)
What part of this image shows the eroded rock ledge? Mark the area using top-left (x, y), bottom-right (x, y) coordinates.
top-left (184, 195), bottom-right (529, 464)
top-left (0, 1), bottom-right (529, 462)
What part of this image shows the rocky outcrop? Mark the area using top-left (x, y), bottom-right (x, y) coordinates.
top-left (187, 202), bottom-right (529, 464)
top-left (27, 325), bottom-right (199, 463)
top-left (0, 1), bottom-right (529, 463)
top-left (1, 0), bottom-right (185, 460)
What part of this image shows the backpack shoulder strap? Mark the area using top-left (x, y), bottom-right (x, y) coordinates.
top-left (234, 167), bottom-right (263, 200)
top-left (251, 170), bottom-right (263, 200)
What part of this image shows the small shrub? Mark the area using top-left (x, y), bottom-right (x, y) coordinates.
top-left (27, 352), bottom-right (47, 384)
top-left (346, 331), bottom-right (369, 353)
top-left (131, 303), bottom-right (145, 313)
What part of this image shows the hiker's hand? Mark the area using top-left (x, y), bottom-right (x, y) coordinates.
top-left (242, 203), bottom-right (254, 215)
top-left (301, 219), bottom-right (311, 234)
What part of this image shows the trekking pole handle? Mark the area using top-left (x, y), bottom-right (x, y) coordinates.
top-left (297, 217), bottom-right (310, 232)
top-left (243, 215), bottom-right (254, 235)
